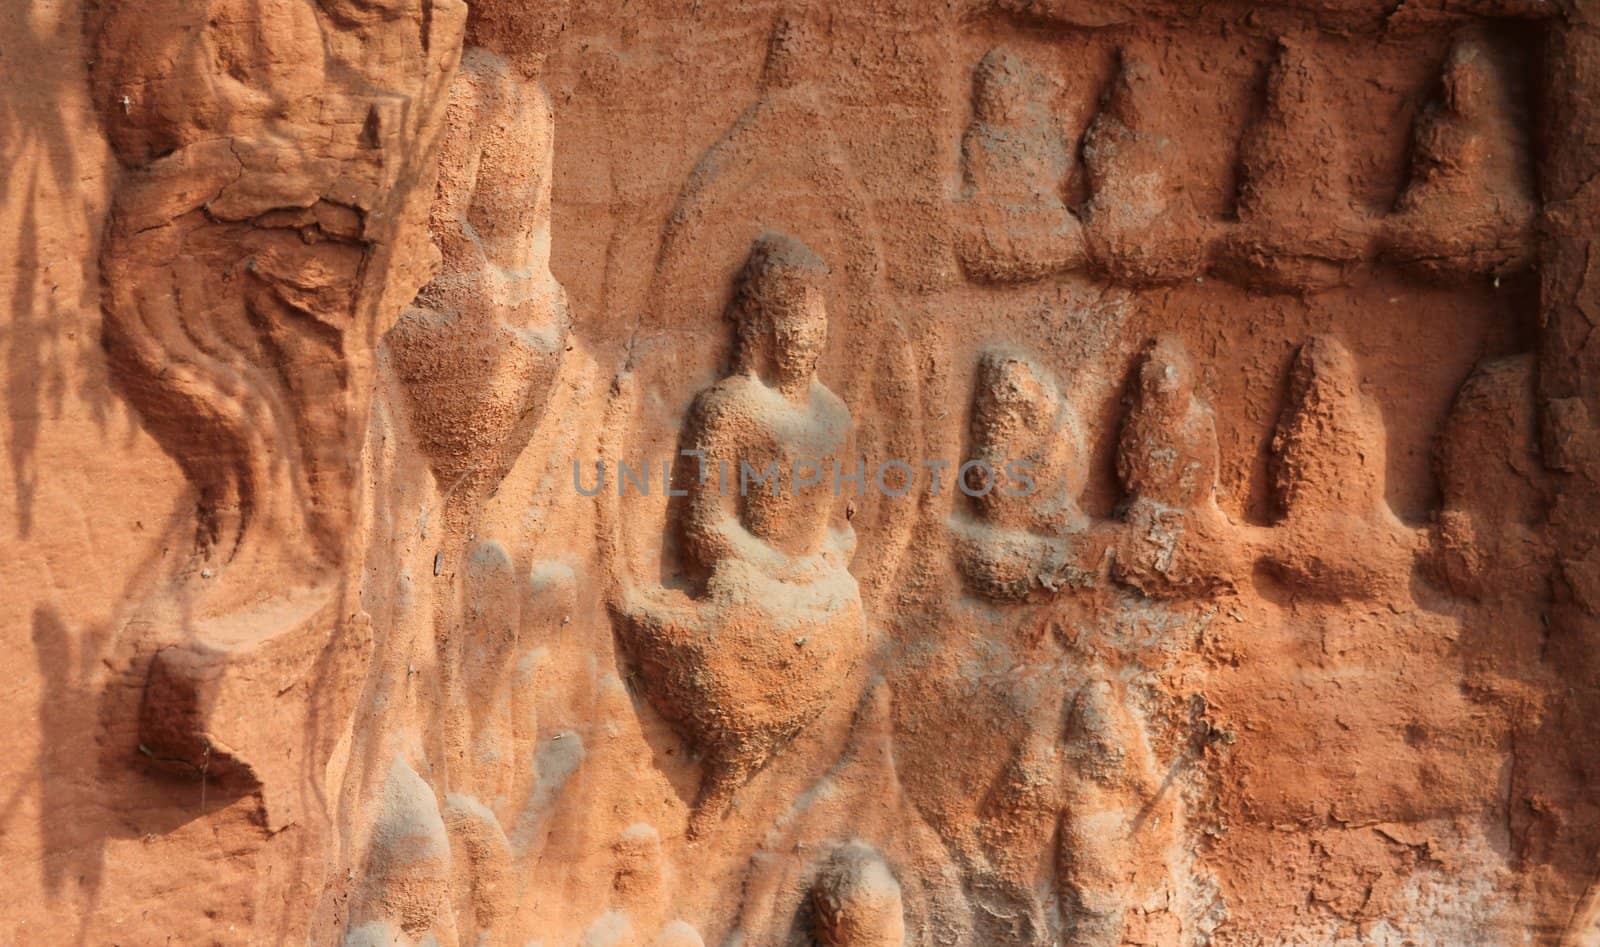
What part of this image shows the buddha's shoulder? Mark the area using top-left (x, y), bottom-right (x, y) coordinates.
top-left (688, 376), bottom-right (767, 421)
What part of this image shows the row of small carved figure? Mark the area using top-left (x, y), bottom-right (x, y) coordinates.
top-left (951, 333), bottom-right (1543, 604)
top-left (345, 749), bottom-right (909, 946)
top-left (957, 34), bottom-right (1536, 292)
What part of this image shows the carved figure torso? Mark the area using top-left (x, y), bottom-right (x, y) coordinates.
top-left (685, 374), bottom-right (854, 575)
top-left (1118, 339), bottom-right (1220, 511)
top-left (962, 119), bottom-right (1071, 209)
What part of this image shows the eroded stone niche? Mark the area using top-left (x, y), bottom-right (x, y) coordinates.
top-left (10, 0), bottom-right (1600, 944)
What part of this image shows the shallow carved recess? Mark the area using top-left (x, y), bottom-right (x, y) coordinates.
top-left (10, 0), bottom-right (1600, 943)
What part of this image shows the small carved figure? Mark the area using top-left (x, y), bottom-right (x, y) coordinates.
top-left (345, 758), bottom-right (455, 945)
top-left (364, 8), bottom-right (577, 941)
top-left (1113, 336), bottom-right (1242, 597)
top-left (811, 843), bottom-right (908, 947)
top-left (1383, 34), bottom-right (1537, 281)
top-left (1082, 50), bottom-right (1207, 284)
top-left (385, 0), bottom-right (572, 507)
top-left (972, 690), bottom-right (1074, 942)
top-left (1430, 354), bottom-right (1549, 598)
top-left (1055, 678), bottom-right (1170, 947)
top-left (956, 47), bottom-right (1088, 283)
top-left (972, 673), bottom-right (1176, 946)
top-left (1223, 38), bottom-right (1372, 293)
top-left (344, 587), bottom-right (579, 947)
top-left (614, 233), bottom-right (866, 834)
top-left (950, 347), bottom-right (1092, 601)
top-left (569, 824), bottom-right (705, 944)
top-left (437, 550), bottom-right (578, 939)
top-left (1264, 336), bottom-right (1418, 598)
top-left (610, 825), bottom-right (680, 933)
top-left (442, 793), bottom-right (515, 939)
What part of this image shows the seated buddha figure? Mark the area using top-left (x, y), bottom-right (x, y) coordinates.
top-left (1263, 335), bottom-right (1419, 599)
top-left (614, 233), bottom-right (867, 835)
top-left (950, 346), bottom-right (1093, 602)
top-left (955, 47), bottom-right (1088, 283)
top-left (1113, 336), bottom-right (1243, 598)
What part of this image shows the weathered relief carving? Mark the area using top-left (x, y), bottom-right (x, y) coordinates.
top-left (332, 2), bottom-right (588, 941)
top-left (809, 843), bottom-right (908, 946)
top-left (1264, 335), bottom-right (1419, 599)
top-left (716, 677), bottom-right (972, 943)
top-left (569, 824), bottom-right (709, 946)
top-left (386, 0), bottom-right (571, 507)
top-left (1430, 353), bottom-right (1549, 599)
top-left (1113, 336), bottom-right (1240, 598)
top-left (1222, 38), bottom-right (1369, 293)
top-left (950, 347), bottom-right (1092, 601)
top-left (648, 14), bottom-right (918, 606)
top-left (1054, 677), bottom-right (1174, 947)
top-left (22, 1), bottom-right (1592, 943)
top-left (1383, 33), bottom-right (1536, 282)
top-left (344, 758), bottom-right (454, 945)
top-left (936, 650), bottom-right (1184, 944)
top-left (1081, 50), bottom-right (1207, 285)
top-left (931, 339), bottom-right (1198, 942)
top-left (956, 48), bottom-right (1088, 283)
top-left (949, 28), bottom-right (1541, 299)
top-left (88, 0), bottom-right (464, 826)
top-left (613, 233), bottom-right (867, 835)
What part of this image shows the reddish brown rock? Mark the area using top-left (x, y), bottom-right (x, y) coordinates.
top-left (3, 1), bottom-right (1593, 944)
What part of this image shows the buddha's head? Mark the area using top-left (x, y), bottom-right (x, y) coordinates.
top-left (1135, 334), bottom-right (1196, 406)
top-left (1440, 36), bottom-right (1491, 116)
top-left (732, 232), bottom-right (830, 392)
top-left (972, 346), bottom-right (1088, 503)
top-left (974, 347), bottom-right (1063, 443)
top-left (972, 47), bottom-right (1033, 125)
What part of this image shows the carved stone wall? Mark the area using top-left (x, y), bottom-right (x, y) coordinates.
top-left (3, 0), bottom-right (1599, 944)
